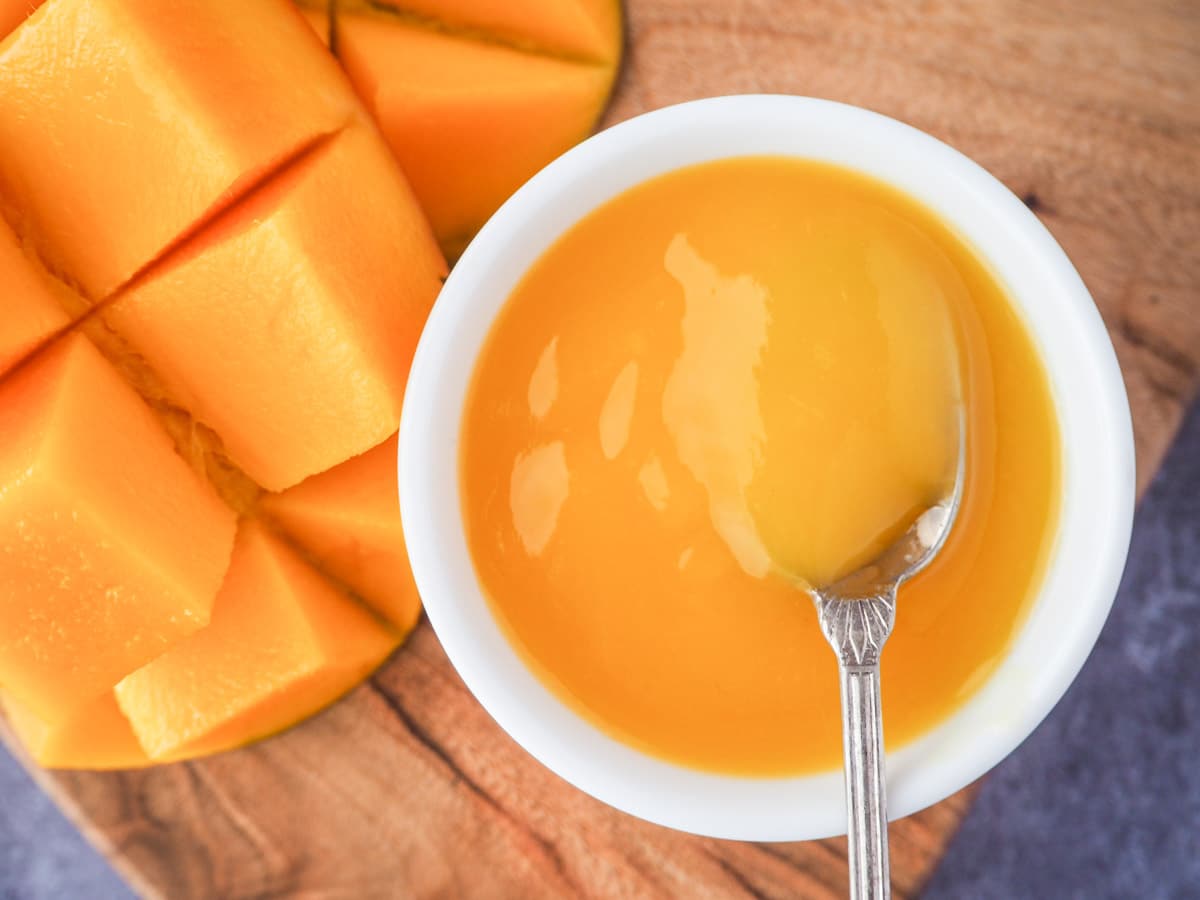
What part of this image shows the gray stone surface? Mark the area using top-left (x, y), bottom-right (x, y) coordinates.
top-left (0, 759), bottom-right (131, 900)
top-left (0, 401), bottom-right (1196, 899)
top-left (924, 398), bottom-right (1200, 899)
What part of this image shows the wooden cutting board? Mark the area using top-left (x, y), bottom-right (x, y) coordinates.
top-left (5, 1), bottom-right (1198, 897)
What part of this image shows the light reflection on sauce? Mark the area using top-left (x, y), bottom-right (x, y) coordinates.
top-left (527, 337), bottom-right (558, 420)
top-left (661, 233), bottom-right (773, 579)
top-left (598, 361), bottom-right (638, 460)
top-left (509, 441), bottom-right (568, 557)
top-left (638, 454), bottom-right (670, 511)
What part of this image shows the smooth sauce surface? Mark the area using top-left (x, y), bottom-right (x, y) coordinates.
top-left (461, 157), bottom-right (1060, 775)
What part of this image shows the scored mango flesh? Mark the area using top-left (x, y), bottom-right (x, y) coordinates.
top-left (261, 434), bottom-right (422, 634)
top-left (0, 215), bottom-right (67, 377)
top-left (2, 691), bottom-right (153, 771)
top-left (339, 0), bottom-right (621, 61)
top-left (0, 0), bottom-right (620, 769)
top-left (0, 335), bottom-right (236, 720)
top-left (102, 123), bottom-right (443, 491)
top-left (336, 15), bottom-right (615, 258)
top-left (0, 0), bottom-right (619, 770)
top-left (115, 521), bottom-right (398, 760)
top-left (0, 0), bottom-right (354, 300)
top-left (313, 0), bottom-right (621, 257)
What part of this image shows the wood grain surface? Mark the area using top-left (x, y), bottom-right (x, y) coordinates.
top-left (5, 0), bottom-right (1199, 897)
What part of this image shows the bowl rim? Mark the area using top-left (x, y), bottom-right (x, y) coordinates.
top-left (398, 94), bottom-right (1136, 841)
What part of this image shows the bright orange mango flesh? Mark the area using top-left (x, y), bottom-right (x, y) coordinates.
top-left (2, 692), bottom-right (152, 770)
top-left (0, 0), bottom-right (438, 768)
top-left (0, 0), bottom-right (353, 299)
top-left (299, 4), bottom-right (330, 45)
top-left (462, 157), bottom-right (1061, 775)
top-left (0, 217), bottom-right (67, 377)
top-left (0, 0), bottom-right (40, 41)
top-left (0, 335), bottom-right (236, 721)
top-left (103, 124), bottom-right (446, 492)
top-left (0, 0), bottom-right (621, 769)
top-left (341, 0), bottom-right (621, 62)
top-left (115, 521), bottom-right (398, 760)
top-left (337, 14), bottom-right (614, 257)
top-left (261, 433), bottom-right (420, 632)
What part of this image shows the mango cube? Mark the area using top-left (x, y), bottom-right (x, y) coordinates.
top-left (340, 0), bottom-right (621, 62)
top-left (0, 335), bottom-right (236, 719)
top-left (261, 433), bottom-right (421, 632)
top-left (0, 0), bottom-right (623, 771)
top-left (0, 0), bottom-right (353, 298)
top-left (338, 14), bottom-right (612, 256)
top-left (103, 124), bottom-right (445, 491)
top-left (2, 691), bottom-right (150, 770)
top-left (116, 521), bottom-right (398, 760)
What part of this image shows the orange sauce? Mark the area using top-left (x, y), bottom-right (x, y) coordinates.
top-left (461, 157), bottom-right (1061, 775)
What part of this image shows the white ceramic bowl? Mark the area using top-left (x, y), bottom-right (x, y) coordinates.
top-left (399, 95), bottom-right (1135, 841)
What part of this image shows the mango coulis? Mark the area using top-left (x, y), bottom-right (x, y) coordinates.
top-left (461, 157), bottom-right (1061, 775)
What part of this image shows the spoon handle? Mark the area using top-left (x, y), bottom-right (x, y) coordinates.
top-left (839, 662), bottom-right (890, 900)
top-left (814, 590), bottom-right (896, 898)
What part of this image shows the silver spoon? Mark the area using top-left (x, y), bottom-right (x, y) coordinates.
top-left (809, 417), bottom-right (966, 900)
